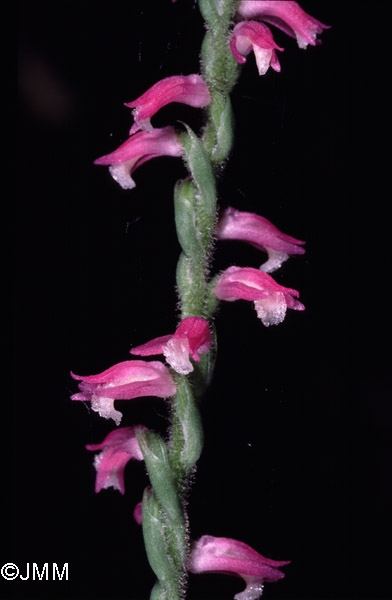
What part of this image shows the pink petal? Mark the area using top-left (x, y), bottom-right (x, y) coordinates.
top-left (174, 316), bottom-right (212, 360)
top-left (130, 334), bottom-right (173, 357)
top-left (216, 207), bottom-right (305, 255)
top-left (189, 535), bottom-right (290, 599)
top-left (86, 426), bottom-right (145, 494)
top-left (125, 74), bottom-right (211, 133)
top-left (237, 1), bottom-right (330, 49)
top-left (230, 21), bottom-right (283, 75)
top-left (93, 126), bottom-right (183, 189)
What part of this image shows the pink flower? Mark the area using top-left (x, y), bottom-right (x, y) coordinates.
top-left (124, 74), bottom-right (211, 135)
top-left (188, 535), bottom-right (290, 600)
top-left (85, 426), bottom-right (146, 494)
top-left (93, 126), bottom-right (183, 190)
top-left (71, 360), bottom-right (176, 425)
top-left (230, 21), bottom-right (283, 75)
top-left (237, 1), bottom-right (330, 50)
top-left (214, 266), bottom-right (304, 326)
top-left (216, 207), bottom-right (305, 273)
top-left (133, 501), bottom-right (143, 524)
top-left (130, 316), bottom-right (212, 375)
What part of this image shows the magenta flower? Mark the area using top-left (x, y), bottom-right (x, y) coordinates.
top-left (230, 21), bottom-right (283, 75)
top-left (214, 266), bottom-right (304, 326)
top-left (130, 316), bottom-right (212, 375)
top-left (71, 360), bottom-right (176, 425)
top-left (237, 1), bottom-right (330, 50)
top-left (124, 74), bottom-right (211, 135)
top-left (216, 207), bottom-right (305, 273)
top-left (85, 426), bottom-right (146, 494)
top-left (188, 535), bottom-right (290, 600)
top-left (93, 126), bottom-right (183, 190)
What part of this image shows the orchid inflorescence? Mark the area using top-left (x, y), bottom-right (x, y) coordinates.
top-left (72, 2), bottom-right (329, 599)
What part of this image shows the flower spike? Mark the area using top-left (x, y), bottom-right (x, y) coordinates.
top-left (125, 74), bottom-right (211, 134)
top-left (188, 535), bottom-right (290, 600)
top-left (214, 266), bottom-right (304, 326)
top-left (86, 426), bottom-right (146, 494)
top-left (130, 316), bottom-right (212, 375)
top-left (71, 360), bottom-right (176, 425)
top-left (94, 126), bottom-right (183, 190)
top-left (216, 207), bottom-right (305, 273)
top-left (237, 1), bottom-right (330, 50)
top-left (230, 21), bottom-right (283, 75)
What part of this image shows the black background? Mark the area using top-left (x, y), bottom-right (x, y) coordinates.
top-left (11, 2), bottom-right (386, 600)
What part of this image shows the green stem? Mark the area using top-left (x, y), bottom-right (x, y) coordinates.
top-left (142, 2), bottom-right (243, 598)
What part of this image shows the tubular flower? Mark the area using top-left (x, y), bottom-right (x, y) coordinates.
top-left (86, 426), bottom-right (146, 494)
top-left (93, 126), bottom-right (183, 190)
top-left (237, 1), bottom-right (330, 50)
top-left (216, 207), bottom-right (305, 273)
top-left (125, 74), bottom-right (211, 135)
top-left (188, 535), bottom-right (290, 600)
top-left (130, 316), bottom-right (212, 375)
top-left (230, 21), bottom-right (283, 75)
top-left (214, 266), bottom-right (304, 326)
top-left (71, 360), bottom-right (176, 425)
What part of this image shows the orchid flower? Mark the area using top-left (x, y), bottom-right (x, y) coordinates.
top-left (94, 126), bottom-right (183, 189)
top-left (71, 360), bottom-right (176, 425)
top-left (125, 74), bottom-right (211, 134)
top-left (237, 1), bottom-right (330, 50)
top-left (214, 266), bottom-right (304, 326)
top-left (188, 535), bottom-right (290, 600)
top-left (216, 206), bottom-right (305, 273)
top-left (130, 316), bottom-right (212, 375)
top-left (230, 21), bottom-right (283, 75)
top-left (86, 426), bottom-right (146, 494)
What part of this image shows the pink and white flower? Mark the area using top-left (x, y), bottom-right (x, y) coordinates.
top-left (125, 74), bottom-right (211, 134)
top-left (71, 360), bottom-right (176, 425)
top-left (230, 21), bottom-right (283, 75)
top-left (130, 316), bottom-right (212, 375)
top-left (188, 535), bottom-right (290, 600)
top-left (216, 207), bottom-right (305, 273)
top-left (94, 126), bottom-right (183, 189)
top-left (214, 266), bottom-right (304, 326)
top-left (86, 426), bottom-right (146, 494)
top-left (237, 1), bottom-right (330, 50)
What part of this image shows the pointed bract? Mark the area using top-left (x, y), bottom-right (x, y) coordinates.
top-left (71, 360), bottom-right (176, 424)
top-left (130, 316), bottom-right (212, 375)
top-left (237, 1), bottom-right (330, 49)
top-left (216, 207), bottom-right (305, 273)
top-left (188, 535), bottom-right (290, 600)
top-left (94, 126), bottom-right (183, 189)
top-left (230, 21), bottom-right (283, 75)
top-left (86, 426), bottom-right (146, 494)
top-left (214, 266), bottom-right (304, 326)
top-left (125, 74), bottom-right (211, 134)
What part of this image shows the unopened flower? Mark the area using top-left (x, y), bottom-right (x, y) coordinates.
top-left (214, 266), bottom-right (304, 326)
top-left (133, 501), bottom-right (143, 524)
top-left (230, 21), bottom-right (283, 75)
top-left (216, 207), bottom-right (305, 273)
top-left (188, 535), bottom-right (290, 600)
top-left (125, 74), bottom-right (211, 134)
top-left (71, 360), bottom-right (176, 425)
top-left (94, 126), bottom-right (183, 189)
top-left (237, 1), bottom-right (330, 50)
top-left (130, 316), bottom-right (211, 375)
top-left (86, 426), bottom-right (146, 494)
